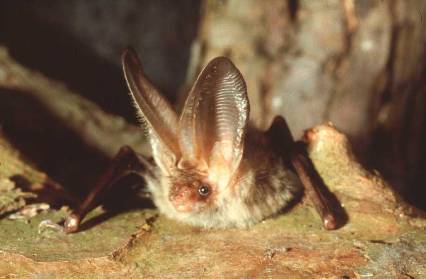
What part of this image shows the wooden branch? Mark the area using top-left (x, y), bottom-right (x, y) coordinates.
top-left (0, 46), bottom-right (150, 158)
top-left (0, 134), bottom-right (71, 213)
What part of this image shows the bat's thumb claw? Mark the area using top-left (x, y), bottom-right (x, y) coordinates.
top-left (64, 214), bottom-right (81, 233)
top-left (323, 214), bottom-right (338, 230)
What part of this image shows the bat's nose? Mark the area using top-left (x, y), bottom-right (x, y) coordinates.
top-left (173, 201), bottom-right (194, 212)
top-left (169, 186), bottom-right (196, 212)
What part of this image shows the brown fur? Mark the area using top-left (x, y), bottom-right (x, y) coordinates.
top-left (146, 128), bottom-right (301, 228)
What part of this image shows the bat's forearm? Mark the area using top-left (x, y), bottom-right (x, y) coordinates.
top-left (64, 146), bottom-right (154, 233)
top-left (291, 142), bottom-right (340, 230)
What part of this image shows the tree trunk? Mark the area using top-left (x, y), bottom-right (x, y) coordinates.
top-left (192, 0), bottom-right (426, 208)
top-left (0, 2), bottom-right (425, 277)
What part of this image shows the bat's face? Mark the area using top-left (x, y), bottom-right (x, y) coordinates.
top-left (167, 168), bottom-right (215, 213)
top-left (122, 49), bottom-right (299, 228)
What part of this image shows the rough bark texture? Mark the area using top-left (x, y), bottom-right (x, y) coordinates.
top-left (0, 1), bottom-right (425, 278)
top-left (192, 0), bottom-right (426, 208)
top-left (0, 134), bottom-right (65, 215)
top-left (0, 47), bottom-right (151, 196)
top-left (0, 48), bottom-right (150, 159)
top-left (0, 124), bottom-right (424, 278)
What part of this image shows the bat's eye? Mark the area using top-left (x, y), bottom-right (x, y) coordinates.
top-left (198, 184), bottom-right (211, 197)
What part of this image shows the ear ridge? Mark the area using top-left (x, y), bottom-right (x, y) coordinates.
top-left (122, 48), bottom-right (180, 159)
top-left (213, 63), bottom-right (247, 162)
top-left (179, 57), bottom-right (249, 173)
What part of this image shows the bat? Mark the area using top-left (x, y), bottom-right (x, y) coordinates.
top-left (64, 48), bottom-right (339, 233)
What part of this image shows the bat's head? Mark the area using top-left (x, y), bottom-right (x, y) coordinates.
top-left (122, 48), bottom-right (250, 223)
top-left (166, 167), bottom-right (214, 214)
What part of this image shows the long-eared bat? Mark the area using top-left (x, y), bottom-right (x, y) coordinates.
top-left (64, 48), bottom-right (339, 233)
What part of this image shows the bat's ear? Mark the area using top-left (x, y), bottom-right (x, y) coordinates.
top-left (179, 57), bottom-right (249, 180)
top-left (122, 48), bottom-right (180, 173)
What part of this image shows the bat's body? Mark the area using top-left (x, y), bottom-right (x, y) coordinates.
top-left (147, 126), bottom-right (301, 228)
top-left (123, 51), bottom-right (301, 228)
top-left (64, 48), bottom-right (338, 233)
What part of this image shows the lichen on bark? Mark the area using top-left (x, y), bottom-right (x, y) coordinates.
top-left (0, 0), bottom-right (425, 275)
top-left (0, 178), bottom-right (34, 216)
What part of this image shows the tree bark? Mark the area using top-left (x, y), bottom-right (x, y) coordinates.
top-left (192, 0), bottom-right (426, 208)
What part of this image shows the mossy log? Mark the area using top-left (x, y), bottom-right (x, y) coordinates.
top-left (0, 124), bottom-right (424, 278)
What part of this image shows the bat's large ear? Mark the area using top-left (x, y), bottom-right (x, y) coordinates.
top-left (122, 48), bottom-right (180, 173)
top-left (179, 57), bottom-right (249, 179)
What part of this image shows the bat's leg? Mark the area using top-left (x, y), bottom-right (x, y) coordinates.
top-left (267, 116), bottom-right (341, 230)
top-left (64, 146), bottom-right (155, 233)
